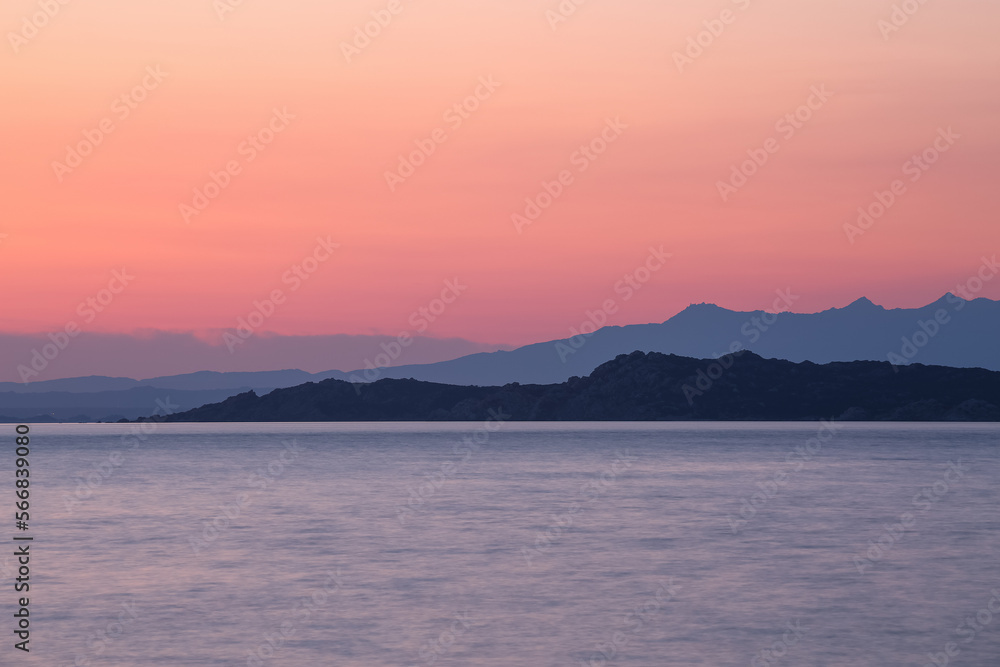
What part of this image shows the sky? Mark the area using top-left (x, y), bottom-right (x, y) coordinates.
top-left (2, 0), bottom-right (999, 362)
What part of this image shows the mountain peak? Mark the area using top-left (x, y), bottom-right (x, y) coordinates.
top-left (663, 302), bottom-right (725, 323)
top-left (935, 292), bottom-right (964, 305)
top-left (844, 297), bottom-right (883, 310)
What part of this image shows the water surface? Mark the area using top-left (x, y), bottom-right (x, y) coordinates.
top-left (9, 422), bottom-right (1000, 666)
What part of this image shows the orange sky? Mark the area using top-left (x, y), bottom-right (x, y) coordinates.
top-left (2, 0), bottom-right (999, 346)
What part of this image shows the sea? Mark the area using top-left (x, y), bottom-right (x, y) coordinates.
top-left (8, 422), bottom-right (1000, 666)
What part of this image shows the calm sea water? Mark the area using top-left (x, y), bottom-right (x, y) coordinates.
top-left (6, 422), bottom-right (1000, 666)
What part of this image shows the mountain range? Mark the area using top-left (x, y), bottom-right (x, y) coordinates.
top-left (151, 351), bottom-right (1000, 422)
top-left (3, 294), bottom-right (998, 421)
top-left (352, 293), bottom-right (999, 386)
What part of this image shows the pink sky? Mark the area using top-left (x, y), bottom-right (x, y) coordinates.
top-left (2, 0), bottom-right (999, 349)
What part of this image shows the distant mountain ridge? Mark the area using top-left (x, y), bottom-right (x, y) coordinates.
top-left (3, 294), bottom-right (999, 421)
top-left (152, 351), bottom-right (1000, 422)
top-left (0, 386), bottom-right (258, 423)
top-left (0, 369), bottom-right (348, 394)
top-left (0, 370), bottom-right (354, 422)
top-left (344, 293), bottom-right (1000, 386)
top-left (0, 330), bottom-right (502, 385)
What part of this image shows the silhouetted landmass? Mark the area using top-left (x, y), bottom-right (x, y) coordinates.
top-left (8, 294), bottom-right (999, 399)
top-left (8, 295), bottom-right (999, 422)
top-left (152, 352), bottom-right (1000, 422)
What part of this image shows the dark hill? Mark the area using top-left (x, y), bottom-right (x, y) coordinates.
top-left (152, 352), bottom-right (1000, 422)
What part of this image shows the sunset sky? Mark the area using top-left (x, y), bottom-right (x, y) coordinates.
top-left (3, 0), bottom-right (999, 353)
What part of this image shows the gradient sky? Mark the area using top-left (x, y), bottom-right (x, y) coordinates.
top-left (3, 0), bottom-right (999, 351)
